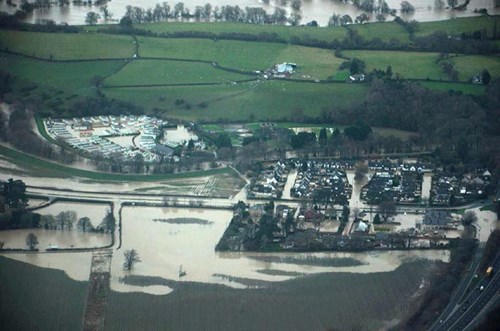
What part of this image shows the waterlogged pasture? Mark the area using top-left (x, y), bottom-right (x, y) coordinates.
top-left (0, 257), bottom-right (88, 331)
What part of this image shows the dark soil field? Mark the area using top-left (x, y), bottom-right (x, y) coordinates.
top-left (0, 256), bottom-right (88, 331)
top-left (105, 259), bottom-right (436, 331)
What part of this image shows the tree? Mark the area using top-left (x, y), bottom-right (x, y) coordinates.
top-left (77, 217), bottom-right (94, 232)
top-left (3, 178), bottom-right (28, 210)
top-left (119, 15), bottom-right (133, 27)
top-left (354, 161), bottom-right (369, 182)
top-left (376, 13), bottom-right (386, 22)
top-left (99, 210), bottom-right (116, 233)
top-left (318, 128), bottom-right (328, 146)
top-left (447, 0), bottom-right (458, 9)
top-left (378, 200), bottom-right (396, 222)
top-left (123, 249), bottom-right (141, 270)
top-left (291, 0), bottom-right (302, 11)
top-left (462, 211), bottom-right (478, 226)
top-left (99, 5), bottom-right (112, 20)
top-left (328, 13), bottom-right (341, 27)
top-left (26, 233), bottom-right (38, 250)
top-left (373, 213), bottom-right (381, 224)
top-left (482, 69), bottom-right (491, 85)
top-left (434, 0), bottom-right (445, 10)
top-left (340, 14), bottom-right (353, 26)
top-left (288, 11), bottom-right (302, 26)
top-left (85, 11), bottom-right (100, 25)
top-left (215, 133), bottom-right (232, 149)
top-left (400, 1), bottom-right (415, 13)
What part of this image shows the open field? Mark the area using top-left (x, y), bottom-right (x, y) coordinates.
top-left (343, 50), bottom-right (445, 80)
top-left (104, 260), bottom-right (435, 331)
top-left (350, 21), bottom-right (410, 43)
top-left (414, 15), bottom-right (500, 39)
top-left (137, 37), bottom-right (344, 80)
top-left (1, 54), bottom-right (124, 95)
top-left (104, 59), bottom-right (253, 86)
top-left (418, 81), bottom-right (487, 95)
top-left (0, 144), bottom-right (237, 182)
top-left (451, 55), bottom-right (500, 81)
top-left (0, 30), bottom-right (135, 60)
top-left (104, 80), bottom-right (367, 121)
top-left (0, 256), bottom-right (88, 331)
top-left (124, 21), bottom-right (349, 44)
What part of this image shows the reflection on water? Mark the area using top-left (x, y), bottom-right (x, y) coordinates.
top-left (0, 0), bottom-right (498, 25)
top-left (1, 205), bottom-right (450, 295)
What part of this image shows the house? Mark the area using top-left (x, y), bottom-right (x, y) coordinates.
top-left (348, 74), bottom-right (365, 83)
top-left (423, 210), bottom-right (451, 229)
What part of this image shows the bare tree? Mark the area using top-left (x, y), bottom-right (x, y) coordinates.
top-left (123, 249), bottom-right (141, 270)
top-left (26, 233), bottom-right (39, 250)
top-left (77, 217), bottom-right (94, 232)
top-left (354, 161), bottom-right (369, 183)
top-left (378, 200), bottom-right (396, 222)
top-left (462, 211), bottom-right (478, 226)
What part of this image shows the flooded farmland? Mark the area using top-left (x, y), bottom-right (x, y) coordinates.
top-left (1, 0), bottom-right (498, 25)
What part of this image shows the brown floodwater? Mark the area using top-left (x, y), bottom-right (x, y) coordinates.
top-left (0, 0), bottom-right (498, 26)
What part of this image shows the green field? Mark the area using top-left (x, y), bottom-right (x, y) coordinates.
top-left (104, 260), bottom-right (434, 331)
top-left (1, 54), bottom-right (123, 95)
top-left (350, 21), bottom-right (410, 43)
top-left (450, 55), bottom-right (500, 81)
top-left (127, 21), bottom-right (348, 44)
top-left (0, 256), bottom-right (88, 331)
top-left (343, 50), bottom-right (445, 80)
top-left (0, 30), bottom-right (135, 60)
top-left (0, 144), bottom-right (237, 182)
top-left (104, 80), bottom-right (367, 121)
top-left (415, 15), bottom-right (500, 39)
top-left (418, 81), bottom-right (486, 95)
top-left (104, 59), bottom-right (254, 86)
top-left (138, 36), bottom-right (344, 80)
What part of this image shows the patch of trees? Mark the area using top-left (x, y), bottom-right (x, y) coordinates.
top-left (39, 209), bottom-right (115, 233)
top-left (291, 131), bottom-right (317, 149)
top-left (0, 210), bottom-right (41, 230)
top-left (119, 2), bottom-right (299, 25)
top-left (3, 105), bottom-right (76, 164)
top-left (398, 238), bottom-right (476, 330)
top-left (413, 31), bottom-right (497, 54)
top-left (478, 229), bottom-right (500, 273)
top-left (72, 94), bottom-right (144, 117)
top-left (332, 78), bottom-right (486, 163)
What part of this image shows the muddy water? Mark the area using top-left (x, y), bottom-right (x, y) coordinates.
top-left (112, 205), bottom-right (450, 294)
top-left (37, 201), bottom-right (111, 225)
top-left (0, 228), bottom-right (110, 249)
top-left (1, 0), bottom-right (498, 26)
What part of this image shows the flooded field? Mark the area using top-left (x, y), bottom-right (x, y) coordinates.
top-left (1, 0), bottom-right (498, 25)
top-left (0, 228), bottom-right (110, 250)
top-left (112, 205), bottom-right (449, 295)
top-left (37, 201), bottom-right (112, 225)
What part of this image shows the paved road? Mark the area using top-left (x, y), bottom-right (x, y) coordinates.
top-left (429, 243), bottom-right (485, 331)
top-left (434, 252), bottom-right (500, 331)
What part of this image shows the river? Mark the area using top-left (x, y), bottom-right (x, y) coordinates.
top-left (1, 0), bottom-right (498, 26)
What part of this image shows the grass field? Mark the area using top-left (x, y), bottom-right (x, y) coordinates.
top-left (418, 81), bottom-right (486, 95)
top-left (104, 260), bottom-right (435, 331)
top-left (415, 16), bottom-right (500, 39)
top-left (104, 80), bottom-right (368, 121)
top-left (343, 50), bottom-right (445, 80)
top-left (104, 59), bottom-right (253, 86)
top-left (137, 36), bottom-right (344, 80)
top-left (1, 54), bottom-right (124, 95)
top-left (127, 21), bottom-right (349, 44)
top-left (450, 55), bottom-right (500, 81)
top-left (350, 21), bottom-right (410, 43)
top-left (0, 144), bottom-right (237, 182)
top-left (0, 30), bottom-right (135, 60)
top-left (0, 256), bottom-right (88, 331)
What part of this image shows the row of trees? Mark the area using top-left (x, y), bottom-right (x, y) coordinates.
top-left (119, 3), bottom-right (303, 25)
top-left (39, 210), bottom-right (115, 233)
